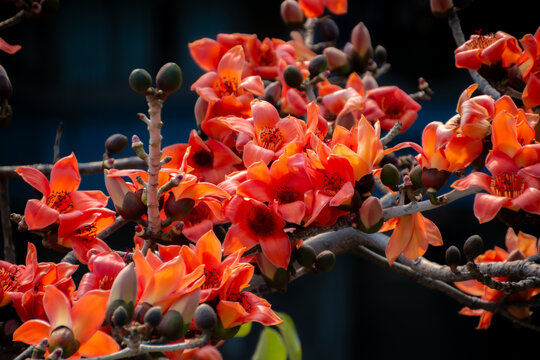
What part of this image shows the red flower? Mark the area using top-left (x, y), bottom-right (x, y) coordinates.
top-left (455, 31), bottom-right (522, 70)
top-left (223, 195), bottom-right (290, 268)
top-left (298, 0), bottom-right (347, 18)
top-left (75, 251), bottom-right (126, 299)
top-left (16, 153), bottom-right (109, 231)
top-left (0, 37), bottom-right (21, 54)
top-left (366, 86), bottom-right (421, 133)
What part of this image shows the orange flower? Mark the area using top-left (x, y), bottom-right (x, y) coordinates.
top-left (13, 285), bottom-right (119, 358)
top-left (381, 212), bottom-right (443, 265)
top-left (216, 263), bottom-right (282, 329)
top-left (455, 228), bottom-right (540, 329)
top-left (298, 0), bottom-right (347, 18)
top-left (0, 37), bottom-right (21, 54)
top-left (455, 31), bottom-right (522, 70)
top-left (223, 195), bottom-right (290, 268)
top-left (16, 153), bottom-right (109, 231)
top-left (75, 251), bottom-right (126, 299)
top-left (366, 86), bottom-right (421, 133)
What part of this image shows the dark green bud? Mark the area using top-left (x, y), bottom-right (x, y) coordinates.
top-left (48, 326), bottom-right (80, 359)
top-left (308, 55), bottom-right (328, 77)
top-left (296, 245), bottom-right (316, 267)
top-left (211, 318), bottom-right (240, 342)
top-left (283, 65), bottom-right (303, 88)
top-left (409, 165), bottom-right (423, 188)
top-left (156, 62), bottom-right (183, 96)
top-left (445, 245), bottom-right (461, 272)
top-left (129, 69), bottom-right (152, 94)
top-left (319, 18), bottom-right (339, 42)
top-left (112, 305), bottom-right (129, 327)
top-left (157, 310), bottom-right (185, 341)
top-left (380, 163), bottom-right (401, 189)
top-left (105, 133), bottom-right (128, 156)
top-left (144, 306), bottom-right (163, 327)
top-left (194, 304), bottom-right (218, 332)
top-left (463, 235), bottom-right (483, 261)
top-left (272, 267), bottom-right (289, 291)
top-left (421, 167), bottom-right (451, 190)
top-left (315, 250), bottom-right (336, 273)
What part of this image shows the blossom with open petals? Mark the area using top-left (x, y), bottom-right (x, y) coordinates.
top-left (298, 0), bottom-right (347, 18)
top-left (16, 153), bottom-right (109, 231)
top-left (455, 31), bottom-right (522, 70)
top-left (366, 86), bottom-right (421, 133)
top-left (13, 285), bottom-right (119, 358)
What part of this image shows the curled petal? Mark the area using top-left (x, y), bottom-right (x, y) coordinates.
top-left (473, 193), bottom-right (508, 223)
top-left (12, 319), bottom-right (51, 345)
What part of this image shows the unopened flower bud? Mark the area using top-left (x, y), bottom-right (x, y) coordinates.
top-left (280, 0), bottom-right (304, 28)
top-left (351, 22), bottom-right (372, 58)
top-left (264, 81), bottom-right (282, 105)
top-left (108, 263), bottom-right (137, 312)
top-left (169, 289), bottom-right (201, 330)
top-left (129, 68), bottom-right (152, 94)
top-left (111, 305), bottom-right (129, 327)
top-left (323, 47), bottom-right (348, 71)
top-left (421, 167), bottom-right (451, 190)
top-left (194, 304), bottom-right (218, 332)
top-left (194, 96), bottom-right (209, 128)
top-left (430, 0), bottom-right (454, 18)
top-left (336, 112), bottom-right (356, 130)
top-left (355, 173), bottom-right (375, 196)
top-left (319, 18), bottom-right (339, 41)
top-left (408, 165), bottom-right (423, 188)
top-left (283, 65), bottom-right (304, 88)
top-left (156, 62), bottom-right (183, 96)
top-left (445, 245), bottom-right (461, 272)
top-left (164, 194), bottom-right (195, 221)
top-left (0, 65), bottom-right (13, 99)
top-left (144, 306), bottom-right (163, 327)
top-left (362, 72), bottom-right (378, 91)
top-left (507, 249), bottom-right (525, 262)
top-left (48, 326), bottom-right (80, 358)
top-left (308, 55), bottom-right (328, 77)
top-left (380, 163), bottom-right (401, 189)
top-left (134, 302), bottom-right (153, 324)
top-left (296, 245), bottom-right (316, 267)
top-left (315, 250), bottom-right (336, 273)
top-left (118, 190), bottom-right (147, 221)
top-left (157, 310), bottom-right (185, 341)
top-left (105, 133), bottom-right (128, 156)
top-left (356, 196), bottom-right (384, 233)
top-left (463, 235), bottom-right (483, 261)
top-left (374, 45), bottom-right (387, 65)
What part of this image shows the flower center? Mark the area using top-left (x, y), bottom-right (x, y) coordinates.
top-left (98, 275), bottom-right (115, 290)
top-left (258, 126), bottom-right (283, 152)
top-left (0, 268), bottom-right (20, 293)
top-left (322, 172), bottom-right (344, 195)
top-left (183, 203), bottom-right (211, 227)
top-left (46, 191), bottom-right (73, 213)
top-left (192, 149), bottom-right (214, 168)
top-left (228, 292), bottom-right (252, 312)
top-left (247, 206), bottom-right (275, 236)
top-left (490, 172), bottom-right (525, 198)
top-left (74, 224), bottom-right (98, 242)
top-left (219, 77), bottom-right (238, 96)
top-left (381, 97), bottom-right (404, 119)
top-left (276, 185), bottom-right (300, 204)
top-left (202, 268), bottom-right (221, 289)
top-left (466, 33), bottom-right (496, 50)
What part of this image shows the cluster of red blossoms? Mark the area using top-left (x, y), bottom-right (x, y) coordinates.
top-left (1, 0), bottom-right (540, 358)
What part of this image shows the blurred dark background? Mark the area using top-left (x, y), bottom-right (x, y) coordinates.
top-left (0, 0), bottom-right (538, 359)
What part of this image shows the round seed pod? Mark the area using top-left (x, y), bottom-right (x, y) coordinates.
top-left (445, 245), bottom-right (461, 271)
top-left (194, 304), bottom-right (218, 332)
top-left (156, 62), bottom-right (183, 95)
top-left (157, 310), bottom-right (185, 341)
top-left (129, 69), bottom-right (152, 94)
top-left (409, 165), bottom-right (423, 188)
top-left (463, 235), bottom-right (483, 261)
top-left (283, 65), bottom-right (303, 88)
top-left (308, 55), bottom-right (328, 77)
top-left (319, 18), bottom-right (339, 42)
top-left (105, 133), bottom-right (128, 156)
top-left (48, 326), bottom-right (80, 359)
top-left (374, 45), bottom-right (387, 65)
top-left (296, 245), bottom-right (316, 267)
top-left (111, 305), bottom-right (129, 327)
top-left (315, 250), bottom-right (336, 273)
top-left (380, 163), bottom-right (401, 189)
top-left (143, 306), bottom-right (163, 327)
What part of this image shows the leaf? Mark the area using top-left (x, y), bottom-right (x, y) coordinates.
top-left (275, 312), bottom-right (302, 360)
top-left (235, 321), bottom-right (252, 338)
top-left (251, 327), bottom-right (287, 360)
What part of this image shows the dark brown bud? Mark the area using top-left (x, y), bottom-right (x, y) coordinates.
top-left (445, 245), bottom-right (461, 272)
top-left (374, 45), bottom-right (387, 65)
top-left (296, 245), bottom-right (317, 267)
top-left (134, 302), bottom-right (153, 324)
top-left (129, 68), bottom-right (152, 94)
top-left (315, 250), bottom-right (336, 273)
top-left (118, 190), bottom-right (146, 222)
top-left (421, 167), bottom-right (451, 190)
top-left (105, 133), bottom-right (128, 156)
top-left (380, 163), bottom-right (401, 189)
top-left (111, 305), bottom-right (129, 327)
top-left (194, 304), bottom-right (218, 332)
top-left (319, 18), bottom-right (339, 41)
top-left (48, 327), bottom-right (80, 359)
top-left (0, 65), bottom-right (13, 99)
top-left (280, 0), bottom-right (304, 28)
top-left (164, 194), bottom-right (195, 221)
top-left (308, 55), bottom-right (328, 77)
top-left (430, 0), bottom-right (454, 18)
top-left (144, 306), bottom-right (163, 327)
top-left (355, 173), bottom-right (375, 197)
top-left (409, 165), bottom-right (423, 188)
top-left (264, 81), bottom-right (282, 105)
top-left (507, 249), bottom-right (525, 262)
top-left (463, 235), bottom-right (483, 261)
top-left (283, 65), bottom-right (303, 88)
top-left (157, 310), bottom-right (185, 341)
top-left (156, 62), bottom-right (183, 96)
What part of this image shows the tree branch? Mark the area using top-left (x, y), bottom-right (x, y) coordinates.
top-left (0, 176), bottom-right (15, 262)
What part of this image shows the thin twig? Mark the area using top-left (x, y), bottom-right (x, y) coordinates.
top-left (0, 10), bottom-right (25, 32)
top-left (97, 216), bottom-right (128, 240)
top-left (52, 122), bottom-right (64, 163)
top-left (380, 122), bottom-right (402, 146)
top-left (0, 176), bottom-right (15, 262)
top-left (447, 8), bottom-right (501, 99)
top-left (13, 344), bottom-right (35, 360)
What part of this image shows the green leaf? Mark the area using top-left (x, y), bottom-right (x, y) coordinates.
top-left (234, 321), bottom-right (252, 338)
top-left (251, 327), bottom-right (287, 360)
top-left (275, 312), bottom-right (302, 360)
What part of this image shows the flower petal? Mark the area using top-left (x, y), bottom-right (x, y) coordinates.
top-left (77, 330), bottom-right (120, 357)
top-left (15, 167), bottom-right (50, 196)
top-left (72, 290), bottom-right (109, 344)
top-left (12, 319), bottom-right (51, 344)
top-left (24, 199), bottom-right (59, 230)
top-left (473, 193), bottom-right (508, 223)
top-left (50, 153), bottom-right (81, 193)
top-left (43, 285), bottom-right (73, 330)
